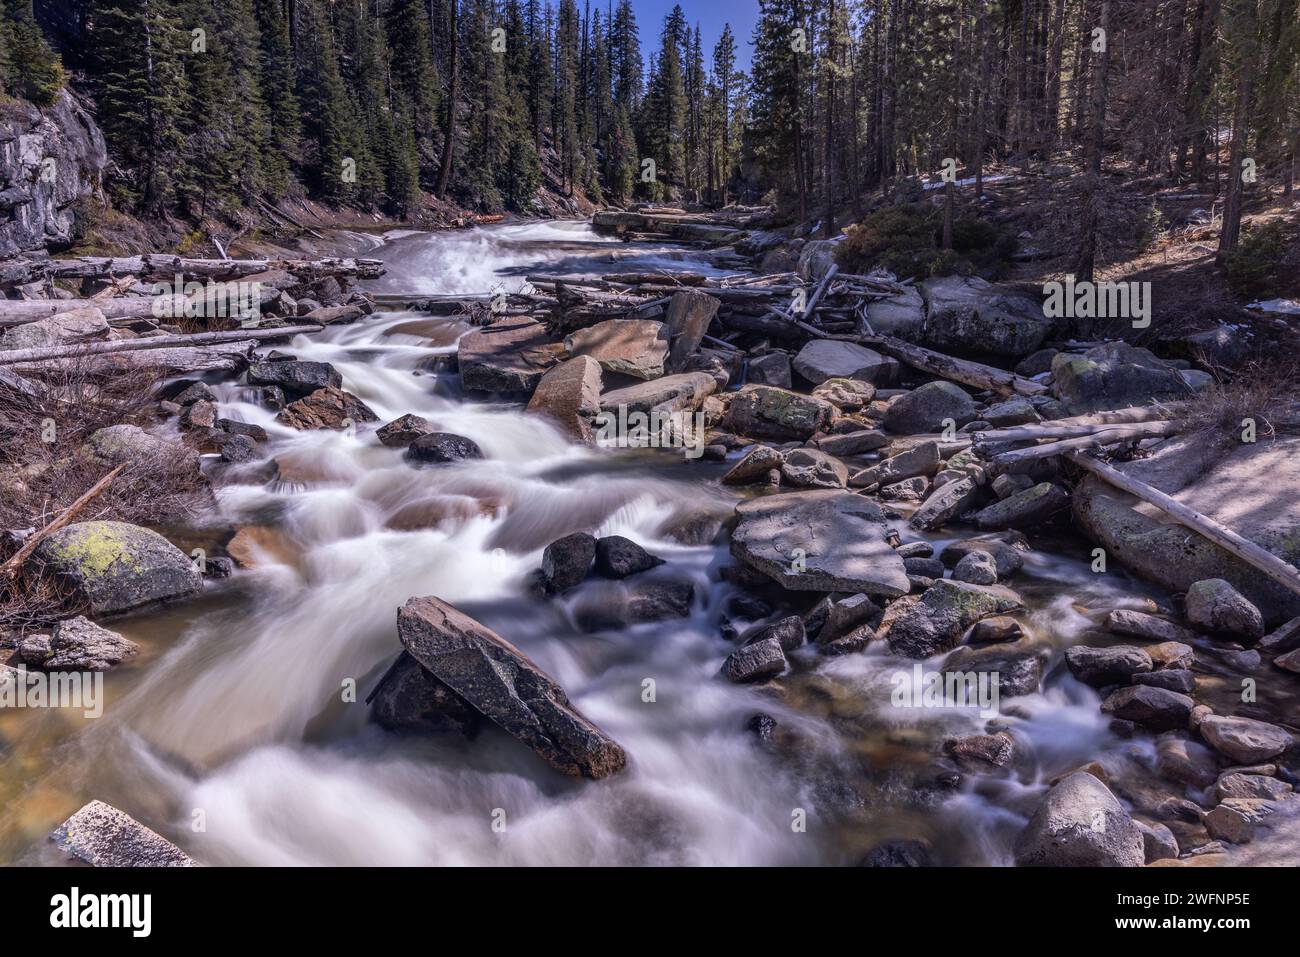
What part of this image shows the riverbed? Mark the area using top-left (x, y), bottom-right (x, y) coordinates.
top-left (2, 222), bottom-right (1294, 866)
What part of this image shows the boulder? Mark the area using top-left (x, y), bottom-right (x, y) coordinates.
top-left (1138, 821), bottom-right (1180, 863)
top-left (974, 482), bottom-right (1068, 530)
top-left (747, 352), bottom-right (792, 388)
top-left (405, 432), bottom-right (484, 465)
top-left (814, 593), bottom-right (882, 644)
top-left (1050, 342), bottom-right (1191, 415)
top-left (1013, 772), bottom-right (1145, 867)
top-left (20, 616), bottom-right (139, 671)
top-left (860, 839), bottom-right (933, 867)
top-left (664, 290), bottom-right (721, 371)
top-left (1184, 579), bottom-right (1265, 640)
top-left (797, 239), bottom-right (838, 280)
top-left (883, 381), bottom-right (977, 434)
top-left (722, 445), bottom-right (785, 485)
top-left (525, 355), bottom-right (604, 441)
top-left (939, 536), bottom-right (1027, 578)
top-left (982, 397), bottom-right (1039, 427)
top-left (741, 615), bottom-right (806, 652)
top-left (863, 287), bottom-right (926, 341)
top-left (909, 476), bottom-right (981, 531)
top-left (1106, 609), bottom-right (1196, 644)
top-left (1101, 685), bottom-right (1195, 731)
top-left (565, 319), bottom-right (669, 380)
top-left (397, 596), bottom-right (627, 778)
top-left (811, 429), bottom-right (890, 456)
top-left (812, 377), bottom-right (879, 410)
top-left (31, 521), bottom-right (202, 616)
top-left (276, 386), bottom-right (378, 430)
top-left (849, 441), bottom-right (940, 490)
top-left (721, 637), bottom-right (787, 683)
top-left (369, 652), bottom-right (482, 736)
top-left (85, 424), bottom-right (197, 472)
top-left (791, 339), bottom-right (891, 385)
top-left (1157, 735), bottom-right (1220, 788)
top-left (722, 385), bottom-right (835, 441)
top-left (458, 317), bottom-right (562, 392)
top-left (541, 532), bottom-right (597, 593)
top-left (597, 371), bottom-right (716, 415)
top-left (879, 476), bottom-right (930, 502)
top-left (0, 307), bottom-right (109, 350)
top-left (1133, 669), bottom-right (1196, 693)
top-left (920, 275), bottom-right (1050, 358)
top-left (780, 447), bottom-right (849, 489)
top-left (730, 490), bottom-right (910, 597)
top-left (1216, 772), bottom-right (1293, 802)
top-left (884, 579), bottom-right (1024, 658)
top-left (1148, 641), bottom-right (1195, 670)
top-left (944, 641), bottom-right (1045, 697)
top-left (952, 550), bottom-right (998, 585)
top-left (1198, 715), bottom-right (1291, 764)
top-left (246, 360), bottom-right (341, 398)
top-left (944, 731), bottom-right (1016, 769)
top-left (593, 536), bottom-right (665, 579)
top-left (376, 413), bottom-right (435, 448)
top-left (51, 800), bottom-right (195, 867)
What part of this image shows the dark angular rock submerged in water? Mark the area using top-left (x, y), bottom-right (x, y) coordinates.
top-left (593, 535), bottom-right (664, 579)
top-left (246, 359), bottom-right (341, 398)
top-left (542, 532), bottom-right (597, 593)
top-left (397, 596), bottom-right (627, 779)
top-left (404, 431), bottom-right (484, 465)
top-left (369, 651), bottom-right (482, 737)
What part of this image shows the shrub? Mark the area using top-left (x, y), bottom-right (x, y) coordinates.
top-left (835, 202), bottom-right (1017, 280)
top-left (1221, 221), bottom-right (1289, 298)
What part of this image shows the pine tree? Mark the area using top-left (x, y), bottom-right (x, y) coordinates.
top-left (253, 0), bottom-right (300, 199)
top-left (0, 0), bottom-right (64, 106)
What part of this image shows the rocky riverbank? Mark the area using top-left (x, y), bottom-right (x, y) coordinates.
top-left (2, 217), bottom-right (1297, 867)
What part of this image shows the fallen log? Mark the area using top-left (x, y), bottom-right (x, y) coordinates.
top-left (0, 464), bottom-right (126, 582)
top-left (3, 255), bottom-right (386, 284)
top-left (863, 335), bottom-right (1050, 397)
top-left (1066, 451), bottom-right (1300, 600)
top-left (0, 324), bottom-right (322, 365)
top-left (9, 342), bottom-right (259, 375)
top-left (976, 417), bottom-right (1181, 446)
top-left (990, 421), bottom-right (1182, 465)
top-left (0, 295), bottom-right (191, 326)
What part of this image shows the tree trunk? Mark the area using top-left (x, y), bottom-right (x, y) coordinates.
top-left (1073, 0), bottom-right (1112, 289)
top-left (435, 0), bottom-right (459, 199)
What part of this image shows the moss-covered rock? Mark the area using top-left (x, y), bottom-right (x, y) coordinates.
top-left (722, 384), bottom-right (835, 441)
top-left (31, 520), bottom-right (202, 616)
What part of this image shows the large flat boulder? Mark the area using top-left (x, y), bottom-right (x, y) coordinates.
top-left (597, 371), bottom-right (717, 415)
top-left (1073, 437), bottom-right (1300, 624)
top-left (565, 319), bottom-right (669, 380)
top-left (864, 287), bottom-right (925, 340)
top-left (31, 521), bottom-right (203, 616)
top-left (0, 307), bottom-right (109, 350)
top-left (526, 355), bottom-right (603, 441)
top-left (730, 490), bottom-right (910, 597)
top-left (458, 317), bottom-right (562, 392)
top-left (397, 596), bottom-right (628, 779)
top-left (884, 381), bottom-right (976, 434)
top-left (791, 339), bottom-right (891, 385)
top-left (51, 800), bottom-right (195, 867)
top-left (920, 276), bottom-right (1050, 358)
top-left (246, 359), bottom-right (341, 398)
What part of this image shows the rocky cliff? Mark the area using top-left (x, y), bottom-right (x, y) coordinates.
top-left (0, 89), bottom-right (107, 258)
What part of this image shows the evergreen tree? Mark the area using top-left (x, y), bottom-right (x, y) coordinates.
top-left (1, 0), bottom-right (64, 105)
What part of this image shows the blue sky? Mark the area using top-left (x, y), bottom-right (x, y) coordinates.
top-left (617, 0), bottom-right (759, 72)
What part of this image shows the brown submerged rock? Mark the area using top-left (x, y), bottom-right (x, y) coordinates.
top-left (397, 596), bottom-right (627, 779)
top-left (276, 386), bottom-right (379, 430)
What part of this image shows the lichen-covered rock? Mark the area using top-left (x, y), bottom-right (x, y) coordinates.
top-left (974, 482), bottom-right (1068, 530)
top-left (51, 800), bottom-right (195, 867)
top-left (849, 441), bottom-right (940, 490)
top-left (952, 550), bottom-right (998, 585)
top-left (883, 579), bottom-right (1024, 658)
top-left (884, 381), bottom-right (977, 434)
top-left (0, 307), bottom-right (109, 350)
top-left (1050, 342), bottom-right (1191, 415)
top-left (722, 385), bottom-right (835, 441)
top-left (1184, 578), bottom-right (1265, 639)
top-left (1013, 772), bottom-right (1145, 867)
top-left (31, 521), bottom-right (202, 616)
top-left (811, 377), bottom-right (877, 410)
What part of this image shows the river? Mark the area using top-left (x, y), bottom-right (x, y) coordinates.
top-left (3, 222), bottom-right (1295, 866)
